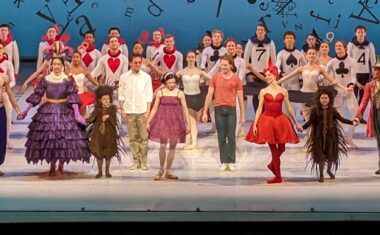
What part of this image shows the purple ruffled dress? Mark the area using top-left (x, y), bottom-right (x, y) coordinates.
top-left (24, 77), bottom-right (91, 164)
top-left (148, 95), bottom-right (186, 144)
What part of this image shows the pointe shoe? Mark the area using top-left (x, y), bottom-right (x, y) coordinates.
top-left (327, 170), bottom-right (335, 179)
top-left (165, 172), bottom-right (179, 180)
top-left (106, 173), bottom-right (112, 178)
top-left (267, 177), bottom-right (282, 184)
top-left (95, 173), bottom-right (103, 178)
top-left (267, 163), bottom-right (275, 175)
top-left (154, 169), bottom-right (164, 181)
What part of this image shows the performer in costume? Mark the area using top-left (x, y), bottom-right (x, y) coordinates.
top-left (146, 29), bottom-right (164, 62)
top-left (301, 86), bottom-right (359, 182)
top-left (177, 50), bottom-right (211, 150)
top-left (87, 85), bottom-right (122, 178)
top-left (17, 56), bottom-right (90, 177)
top-left (0, 24), bottom-right (19, 77)
top-left (301, 29), bottom-right (322, 56)
top-left (194, 32), bottom-right (212, 69)
top-left (318, 42), bottom-right (332, 67)
top-left (245, 65), bottom-right (301, 184)
top-left (146, 72), bottom-right (190, 180)
top-left (348, 25), bottom-right (376, 118)
top-left (68, 52), bottom-right (99, 116)
top-left (0, 71), bottom-right (20, 176)
top-left (326, 40), bottom-right (359, 148)
top-left (356, 63), bottom-right (380, 174)
top-left (101, 27), bottom-right (128, 57)
top-left (0, 43), bottom-right (16, 149)
top-left (243, 23), bottom-right (277, 112)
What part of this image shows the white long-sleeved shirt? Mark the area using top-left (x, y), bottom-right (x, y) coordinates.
top-left (244, 38), bottom-right (276, 73)
top-left (3, 40), bottom-right (19, 75)
top-left (326, 55), bottom-right (357, 88)
top-left (347, 39), bottom-right (376, 74)
top-left (118, 69), bottom-right (153, 114)
top-left (276, 48), bottom-right (306, 90)
top-left (200, 45), bottom-right (227, 72)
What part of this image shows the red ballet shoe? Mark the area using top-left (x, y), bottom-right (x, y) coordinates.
top-left (267, 177), bottom-right (282, 184)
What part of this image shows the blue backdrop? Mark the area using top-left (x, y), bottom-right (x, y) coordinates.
top-left (1, 0), bottom-right (380, 59)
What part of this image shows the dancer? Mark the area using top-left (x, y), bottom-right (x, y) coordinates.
top-left (356, 63), bottom-right (380, 174)
top-left (146, 72), bottom-right (190, 180)
top-left (0, 71), bottom-right (20, 176)
top-left (87, 86), bottom-right (119, 178)
top-left (245, 65), bottom-right (301, 183)
top-left (17, 56), bottom-right (91, 177)
top-left (68, 51), bottom-right (99, 116)
top-left (202, 55), bottom-right (245, 171)
top-left (301, 86), bottom-right (359, 182)
top-left (101, 27), bottom-right (128, 57)
top-left (0, 42), bottom-right (16, 149)
top-left (0, 24), bottom-right (19, 77)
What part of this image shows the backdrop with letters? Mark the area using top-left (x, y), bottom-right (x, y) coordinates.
top-left (1, 0), bottom-right (380, 58)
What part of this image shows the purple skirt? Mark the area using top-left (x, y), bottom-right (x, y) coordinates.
top-left (25, 102), bottom-right (91, 164)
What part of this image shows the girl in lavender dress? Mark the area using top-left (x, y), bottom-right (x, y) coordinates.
top-left (17, 56), bottom-right (91, 177)
top-left (146, 72), bottom-right (190, 181)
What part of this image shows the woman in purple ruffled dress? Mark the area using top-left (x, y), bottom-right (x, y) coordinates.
top-left (17, 56), bottom-right (91, 177)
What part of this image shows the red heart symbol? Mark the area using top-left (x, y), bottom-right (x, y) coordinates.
top-left (107, 57), bottom-right (120, 73)
top-left (137, 31), bottom-right (149, 45)
top-left (163, 54), bottom-right (175, 69)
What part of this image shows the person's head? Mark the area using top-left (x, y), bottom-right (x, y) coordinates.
top-left (263, 65), bottom-right (279, 84)
top-left (84, 31), bottom-right (95, 44)
top-left (202, 34), bottom-right (212, 48)
top-left (354, 25), bottom-right (367, 42)
top-left (224, 37), bottom-right (237, 56)
top-left (95, 85), bottom-right (113, 107)
top-left (211, 29), bottom-right (223, 46)
top-left (162, 72), bottom-right (179, 90)
top-left (372, 63), bottom-right (380, 80)
top-left (186, 50), bottom-right (197, 65)
top-left (319, 42), bottom-right (330, 55)
top-left (130, 53), bottom-right (143, 73)
top-left (283, 31), bottom-right (296, 49)
top-left (236, 43), bottom-right (244, 57)
top-left (72, 52), bottom-right (81, 65)
top-left (255, 24), bottom-right (267, 40)
top-left (50, 56), bottom-right (65, 74)
top-left (132, 42), bottom-right (144, 55)
top-left (108, 27), bottom-right (120, 38)
top-left (334, 40), bottom-right (347, 57)
top-left (152, 30), bottom-right (162, 43)
top-left (46, 26), bottom-right (58, 40)
top-left (316, 86), bottom-right (337, 108)
top-left (220, 54), bottom-right (236, 74)
top-left (306, 47), bottom-right (318, 62)
top-left (306, 34), bottom-right (317, 47)
top-left (108, 36), bottom-right (120, 51)
top-left (0, 24), bottom-right (10, 38)
top-left (164, 34), bottom-right (175, 50)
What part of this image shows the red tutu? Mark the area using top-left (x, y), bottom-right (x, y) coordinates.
top-left (245, 93), bottom-right (299, 144)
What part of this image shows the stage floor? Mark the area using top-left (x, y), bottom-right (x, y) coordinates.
top-left (1, 84), bottom-right (379, 223)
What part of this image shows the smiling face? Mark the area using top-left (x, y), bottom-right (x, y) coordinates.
top-left (306, 48), bottom-right (317, 62)
top-left (51, 57), bottom-right (63, 75)
top-left (320, 94), bottom-right (330, 106)
top-left (100, 94), bottom-right (111, 106)
top-left (265, 71), bottom-right (277, 84)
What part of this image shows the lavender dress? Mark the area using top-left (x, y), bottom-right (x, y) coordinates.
top-left (148, 92), bottom-right (186, 144)
top-left (25, 77), bottom-right (91, 164)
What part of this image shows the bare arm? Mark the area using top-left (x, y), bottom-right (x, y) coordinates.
top-left (246, 62), bottom-right (265, 81)
top-left (4, 78), bottom-right (21, 114)
top-left (283, 89), bottom-right (298, 125)
top-left (22, 61), bottom-right (48, 92)
top-left (146, 91), bottom-right (162, 130)
top-left (83, 69), bottom-right (100, 86)
top-left (179, 90), bottom-right (191, 132)
top-left (277, 67), bottom-right (302, 85)
top-left (145, 58), bottom-right (165, 76)
top-left (237, 90), bottom-right (245, 125)
top-left (252, 89), bottom-right (265, 135)
top-left (201, 86), bottom-right (215, 123)
top-left (320, 68), bottom-right (350, 91)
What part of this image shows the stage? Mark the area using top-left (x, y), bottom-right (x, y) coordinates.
top-left (1, 76), bottom-right (380, 223)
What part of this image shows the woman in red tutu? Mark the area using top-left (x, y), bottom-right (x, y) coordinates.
top-left (246, 65), bottom-right (302, 183)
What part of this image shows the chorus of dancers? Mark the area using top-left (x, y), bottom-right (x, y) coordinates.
top-left (0, 22), bottom-right (379, 184)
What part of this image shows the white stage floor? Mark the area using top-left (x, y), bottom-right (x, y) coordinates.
top-left (1, 85), bottom-right (379, 223)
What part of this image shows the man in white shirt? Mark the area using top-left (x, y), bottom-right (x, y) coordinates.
top-left (119, 54), bottom-right (153, 170)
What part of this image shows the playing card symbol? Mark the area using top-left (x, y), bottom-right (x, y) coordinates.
top-left (210, 49), bottom-right (220, 62)
top-left (336, 61), bottom-right (349, 78)
top-left (286, 54), bottom-right (298, 67)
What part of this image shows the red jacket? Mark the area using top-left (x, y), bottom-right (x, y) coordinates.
top-left (358, 80), bottom-right (377, 137)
